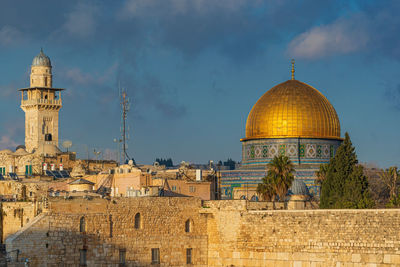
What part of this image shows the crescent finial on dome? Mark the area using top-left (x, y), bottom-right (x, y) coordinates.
top-left (291, 59), bottom-right (295, 80)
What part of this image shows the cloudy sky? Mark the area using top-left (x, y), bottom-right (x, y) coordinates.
top-left (0, 0), bottom-right (399, 167)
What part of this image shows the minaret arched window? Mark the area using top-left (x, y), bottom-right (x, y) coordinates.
top-left (134, 213), bottom-right (141, 229)
top-left (80, 217), bottom-right (86, 233)
top-left (185, 219), bottom-right (192, 233)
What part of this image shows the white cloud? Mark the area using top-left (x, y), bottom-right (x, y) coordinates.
top-left (0, 25), bottom-right (23, 45)
top-left (287, 15), bottom-right (370, 59)
top-left (119, 0), bottom-right (255, 18)
top-left (63, 64), bottom-right (118, 86)
top-left (63, 2), bottom-right (99, 38)
top-left (0, 135), bottom-right (18, 150)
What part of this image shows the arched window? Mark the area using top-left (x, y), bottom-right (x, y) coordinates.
top-left (185, 219), bottom-right (192, 233)
top-left (80, 217), bottom-right (86, 233)
top-left (240, 195), bottom-right (246, 200)
top-left (134, 213), bottom-right (141, 229)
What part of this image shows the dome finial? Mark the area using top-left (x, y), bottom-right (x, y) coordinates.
top-left (291, 59), bottom-right (295, 80)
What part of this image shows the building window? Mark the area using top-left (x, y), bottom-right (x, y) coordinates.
top-left (80, 249), bottom-right (87, 266)
top-left (186, 248), bottom-right (192, 264)
top-left (240, 195), bottom-right (246, 200)
top-left (172, 185), bottom-right (177, 191)
top-left (45, 77), bottom-right (48, 86)
top-left (151, 248), bottom-right (160, 264)
top-left (134, 213), bottom-right (141, 229)
top-left (189, 186), bottom-right (196, 193)
top-left (109, 215), bottom-right (113, 238)
top-left (119, 249), bottom-right (126, 266)
top-left (185, 219), bottom-right (192, 233)
top-left (80, 217), bottom-right (86, 233)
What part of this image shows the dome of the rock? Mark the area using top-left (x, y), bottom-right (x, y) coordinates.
top-left (244, 79), bottom-right (341, 140)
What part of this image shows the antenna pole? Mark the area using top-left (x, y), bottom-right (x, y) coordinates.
top-left (119, 86), bottom-right (136, 165)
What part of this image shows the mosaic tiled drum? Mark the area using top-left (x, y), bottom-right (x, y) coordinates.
top-left (220, 78), bottom-right (342, 199)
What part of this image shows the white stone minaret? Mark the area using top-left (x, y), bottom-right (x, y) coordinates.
top-left (20, 49), bottom-right (63, 153)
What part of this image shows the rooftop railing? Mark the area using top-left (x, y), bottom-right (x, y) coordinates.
top-left (21, 98), bottom-right (62, 106)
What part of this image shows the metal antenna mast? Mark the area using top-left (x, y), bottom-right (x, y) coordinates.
top-left (119, 86), bottom-right (135, 165)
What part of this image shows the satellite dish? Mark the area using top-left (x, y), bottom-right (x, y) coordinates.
top-left (62, 140), bottom-right (73, 152)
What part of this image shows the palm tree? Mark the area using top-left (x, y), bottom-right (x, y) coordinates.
top-left (268, 155), bottom-right (295, 200)
top-left (256, 175), bottom-right (277, 201)
top-left (257, 155), bottom-right (295, 202)
top-left (378, 166), bottom-right (399, 200)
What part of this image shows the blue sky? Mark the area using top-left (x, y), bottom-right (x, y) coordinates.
top-left (0, 0), bottom-right (399, 167)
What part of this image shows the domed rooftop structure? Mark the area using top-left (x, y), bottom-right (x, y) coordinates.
top-left (244, 79), bottom-right (341, 140)
top-left (288, 179), bottom-right (310, 196)
top-left (34, 143), bottom-right (61, 156)
top-left (13, 147), bottom-right (30, 156)
top-left (32, 48), bottom-right (51, 67)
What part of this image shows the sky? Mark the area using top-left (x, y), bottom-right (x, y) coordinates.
top-left (0, 0), bottom-right (399, 168)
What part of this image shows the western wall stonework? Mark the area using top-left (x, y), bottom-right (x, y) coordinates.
top-left (6, 198), bottom-right (208, 266)
top-left (5, 198), bottom-right (400, 266)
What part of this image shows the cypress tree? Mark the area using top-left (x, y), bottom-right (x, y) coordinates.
top-left (320, 132), bottom-right (374, 208)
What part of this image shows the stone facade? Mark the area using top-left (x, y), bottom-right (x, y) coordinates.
top-left (5, 198), bottom-right (400, 266)
top-left (1, 202), bottom-right (39, 242)
top-left (6, 198), bottom-right (208, 266)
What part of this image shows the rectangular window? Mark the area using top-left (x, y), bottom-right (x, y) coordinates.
top-left (151, 248), bottom-right (160, 264)
top-left (189, 186), bottom-right (196, 193)
top-left (119, 249), bottom-right (126, 266)
top-left (80, 249), bottom-right (87, 266)
top-left (186, 248), bottom-right (192, 264)
top-left (172, 186), bottom-right (177, 191)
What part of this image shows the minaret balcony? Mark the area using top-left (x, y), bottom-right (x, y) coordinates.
top-left (21, 98), bottom-right (62, 107)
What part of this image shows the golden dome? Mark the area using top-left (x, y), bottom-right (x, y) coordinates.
top-left (244, 79), bottom-right (341, 140)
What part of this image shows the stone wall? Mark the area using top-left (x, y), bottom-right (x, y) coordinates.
top-left (203, 200), bottom-right (400, 266)
top-left (0, 180), bottom-right (49, 200)
top-left (6, 198), bottom-right (400, 266)
top-left (1, 202), bottom-right (38, 242)
top-left (6, 197), bottom-right (208, 266)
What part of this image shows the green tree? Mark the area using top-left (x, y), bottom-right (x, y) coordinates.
top-left (320, 132), bottom-right (374, 209)
top-left (256, 175), bottom-right (277, 201)
top-left (257, 155), bottom-right (295, 202)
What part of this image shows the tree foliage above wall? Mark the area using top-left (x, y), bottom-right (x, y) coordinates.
top-left (320, 133), bottom-right (374, 209)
